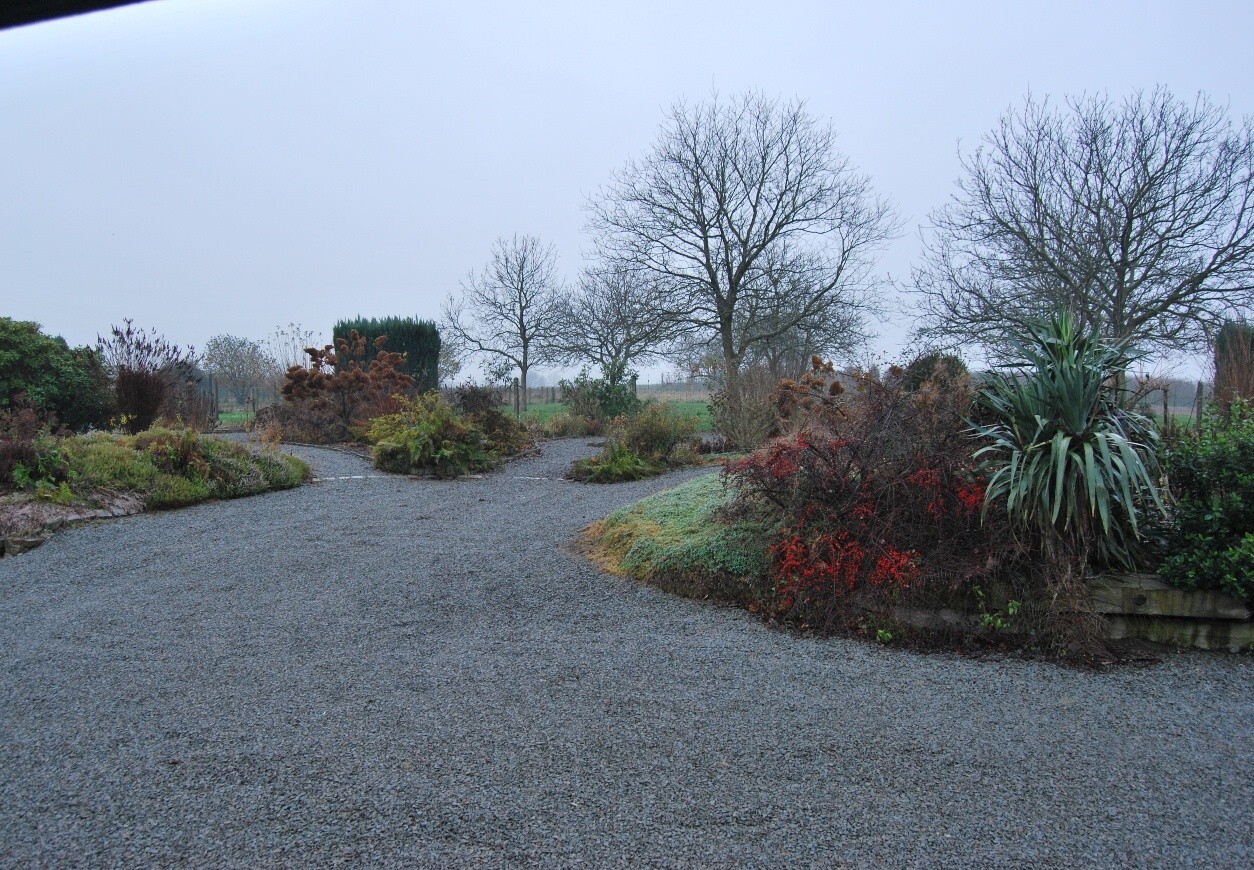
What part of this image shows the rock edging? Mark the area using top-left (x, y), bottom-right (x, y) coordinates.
top-left (0, 492), bottom-right (147, 558)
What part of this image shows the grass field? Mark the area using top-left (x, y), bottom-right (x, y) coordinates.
top-left (514, 402), bottom-right (566, 425)
top-left (217, 410), bottom-right (255, 427)
top-left (512, 399), bottom-right (713, 432)
top-left (665, 399), bottom-right (713, 431)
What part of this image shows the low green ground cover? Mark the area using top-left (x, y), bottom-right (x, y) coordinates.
top-left (12, 427), bottom-right (309, 510)
top-left (515, 400), bottom-right (713, 432)
top-left (581, 472), bottom-right (776, 603)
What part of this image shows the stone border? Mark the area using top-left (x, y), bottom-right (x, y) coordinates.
top-left (1, 492), bottom-right (146, 558)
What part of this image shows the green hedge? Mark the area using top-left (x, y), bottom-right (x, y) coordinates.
top-left (333, 316), bottom-right (440, 389)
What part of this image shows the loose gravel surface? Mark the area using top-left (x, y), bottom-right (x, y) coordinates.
top-left (1, 438), bottom-right (1250, 868)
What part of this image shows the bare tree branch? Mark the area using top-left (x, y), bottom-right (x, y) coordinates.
top-left (588, 92), bottom-right (897, 397)
top-left (203, 334), bottom-right (278, 404)
top-left (549, 264), bottom-right (684, 383)
top-left (440, 234), bottom-right (565, 410)
top-left (913, 89), bottom-right (1254, 358)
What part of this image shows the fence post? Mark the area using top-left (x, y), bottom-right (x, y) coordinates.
top-left (1161, 387), bottom-right (1170, 436)
top-left (512, 377), bottom-right (521, 419)
top-left (1194, 381), bottom-right (1205, 427)
top-left (630, 373), bottom-right (638, 397)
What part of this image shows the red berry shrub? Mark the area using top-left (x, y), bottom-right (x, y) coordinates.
top-left (726, 358), bottom-right (1016, 635)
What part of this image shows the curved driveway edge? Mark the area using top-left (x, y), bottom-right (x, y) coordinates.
top-left (1, 439), bottom-right (1250, 867)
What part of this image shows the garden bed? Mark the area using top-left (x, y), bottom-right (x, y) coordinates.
top-left (0, 430), bottom-right (309, 558)
top-left (0, 490), bottom-right (146, 556)
top-left (581, 474), bottom-right (1253, 658)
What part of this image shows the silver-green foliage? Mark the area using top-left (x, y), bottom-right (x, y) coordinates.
top-left (970, 311), bottom-right (1164, 568)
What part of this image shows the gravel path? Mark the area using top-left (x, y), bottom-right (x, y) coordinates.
top-left (1, 439), bottom-right (1250, 867)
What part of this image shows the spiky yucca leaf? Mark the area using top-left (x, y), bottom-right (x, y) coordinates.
top-left (970, 311), bottom-right (1164, 568)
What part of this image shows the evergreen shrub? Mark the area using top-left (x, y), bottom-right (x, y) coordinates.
top-left (559, 369), bottom-right (640, 423)
top-left (1160, 399), bottom-right (1254, 600)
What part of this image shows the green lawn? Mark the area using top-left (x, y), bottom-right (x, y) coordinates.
top-left (664, 399), bottom-right (713, 432)
top-left (514, 402), bottom-right (566, 425)
top-left (509, 399), bottom-right (713, 432)
top-left (217, 410), bottom-right (255, 426)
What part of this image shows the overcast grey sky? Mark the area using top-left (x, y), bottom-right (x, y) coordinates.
top-left (2, 0), bottom-right (1251, 378)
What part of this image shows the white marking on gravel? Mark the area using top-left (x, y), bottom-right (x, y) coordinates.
top-left (312, 475), bottom-right (386, 481)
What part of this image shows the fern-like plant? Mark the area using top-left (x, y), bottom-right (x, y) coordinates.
top-left (569, 442), bottom-right (662, 483)
top-left (367, 392), bottom-right (494, 478)
top-left (970, 310), bottom-right (1164, 570)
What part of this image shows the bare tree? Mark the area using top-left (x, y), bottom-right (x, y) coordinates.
top-left (589, 91), bottom-right (897, 404)
top-left (673, 273), bottom-right (870, 384)
top-left (744, 308), bottom-right (868, 383)
top-left (203, 334), bottom-right (277, 404)
top-left (914, 89), bottom-right (1254, 357)
top-left (551, 265), bottom-right (683, 384)
top-left (264, 322), bottom-right (320, 389)
top-left (437, 329), bottom-right (466, 386)
top-left (441, 234), bottom-right (564, 410)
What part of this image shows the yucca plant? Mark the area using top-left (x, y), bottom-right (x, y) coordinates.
top-left (970, 310), bottom-right (1165, 570)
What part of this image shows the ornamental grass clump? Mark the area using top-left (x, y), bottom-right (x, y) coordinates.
top-left (539, 411), bottom-right (599, 439)
top-left (615, 402), bottom-right (698, 464)
top-left (568, 402), bottom-right (701, 483)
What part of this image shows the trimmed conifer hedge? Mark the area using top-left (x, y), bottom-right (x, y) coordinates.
top-left (332, 316), bottom-right (441, 389)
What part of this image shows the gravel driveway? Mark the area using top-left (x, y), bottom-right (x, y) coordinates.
top-left (1, 439), bottom-right (1250, 867)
